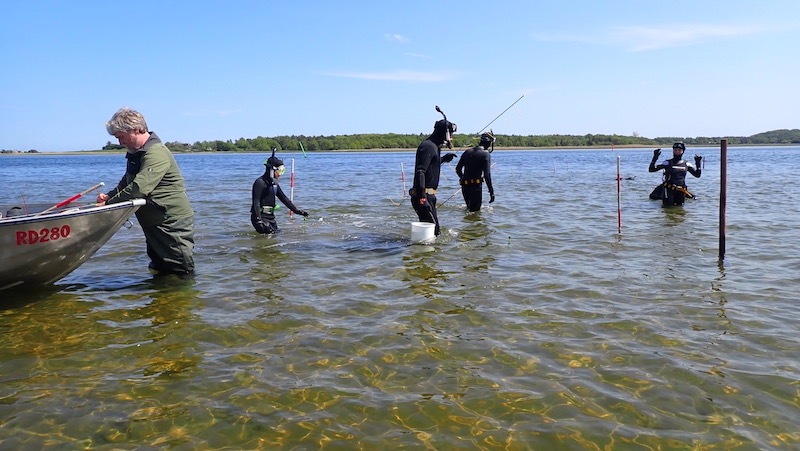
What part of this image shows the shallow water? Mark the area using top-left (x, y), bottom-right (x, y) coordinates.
top-left (1, 147), bottom-right (798, 449)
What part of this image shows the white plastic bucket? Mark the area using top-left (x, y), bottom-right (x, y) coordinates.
top-left (410, 222), bottom-right (436, 243)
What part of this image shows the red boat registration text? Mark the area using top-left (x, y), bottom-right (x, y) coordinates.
top-left (16, 226), bottom-right (71, 245)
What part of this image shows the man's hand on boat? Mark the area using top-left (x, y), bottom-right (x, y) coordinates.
top-left (96, 193), bottom-right (110, 206)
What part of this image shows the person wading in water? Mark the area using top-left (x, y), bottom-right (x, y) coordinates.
top-left (409, 106), bottom-right (457, 236)
top-left (251, 148), bottom-right (309, 234)
top-left (648, 142), bottom-right (702, 206)
top-left (455, 131), bottom-right (496, 212)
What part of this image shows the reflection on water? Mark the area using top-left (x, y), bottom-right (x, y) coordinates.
top-left (661, 204), bottom-right (687, 226)
top-left (1, 149), bottom-right (799, 448)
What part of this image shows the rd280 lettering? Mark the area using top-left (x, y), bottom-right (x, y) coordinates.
top-left (16, 225), bottom-right (71, 245)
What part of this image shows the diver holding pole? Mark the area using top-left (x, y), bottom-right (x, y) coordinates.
top-left (447, 96), bottom-right (523, 210)
top-left (439, 96), bottom-right (524, 209)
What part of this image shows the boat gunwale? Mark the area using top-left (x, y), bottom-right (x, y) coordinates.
top-left (0, 199), bottom-right (145, 226)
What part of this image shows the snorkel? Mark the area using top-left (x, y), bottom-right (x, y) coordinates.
top-left (264, 147), bottom-right (286, 178)
top-left (435, 105), bottom-right (456, 149)
top-left (480, 130), bottom-right (495, 153)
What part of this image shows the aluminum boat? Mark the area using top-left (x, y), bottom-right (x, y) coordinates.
top-left (0, 199), bottom-right (144, 291)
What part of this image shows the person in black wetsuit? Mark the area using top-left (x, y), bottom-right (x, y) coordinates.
top-left (648, 142), bottom-right (702, 206)
top-left (410, 116), bottom-right (457, 236)
top-left (456, 131), bottom-right (496, 212)
top-left (251, 149), bottom-right (308, 234)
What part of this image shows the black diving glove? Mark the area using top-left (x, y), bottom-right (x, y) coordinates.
top-left (489, 193), bottom-right (495, 203)
top-left (296, 210), bottom-right (309, 217)
top-left (441, 152), bottom-right (457, 163)
top-left (652, 148), bottom-right (661, 160)
top-left (694, 155), bottom-right (702, 166)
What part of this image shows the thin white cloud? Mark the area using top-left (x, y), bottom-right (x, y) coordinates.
top-left (216, 109), bottom-right (242, 117)
top-left (405, 52), bottom-right (432, 59)
top-left (326, 70), bottom-right (452, 82)
top-left (384, 33), bottom-right (410, 43)
top-left (534, 23), bottom-right (768, 52)
top-left (612, 24), bottom-right (764, 51)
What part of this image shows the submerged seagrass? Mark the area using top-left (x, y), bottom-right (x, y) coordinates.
top-left (0, 148), bottom-right (798, 449)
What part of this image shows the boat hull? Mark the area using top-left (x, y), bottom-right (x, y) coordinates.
top-left (0, 199), bottom-right (144, 291)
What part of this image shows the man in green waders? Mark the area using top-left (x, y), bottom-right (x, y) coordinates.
top-left (97, 107), bottom-right (195, 276)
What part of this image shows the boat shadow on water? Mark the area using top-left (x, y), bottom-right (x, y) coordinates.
top-left (0, 285), bottom-right (64, 309)
top-left (1, 272), bottom-right (199, 309)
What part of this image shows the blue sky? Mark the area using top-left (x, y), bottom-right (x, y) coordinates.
top-left (2, 0), bottom-right (798, 152)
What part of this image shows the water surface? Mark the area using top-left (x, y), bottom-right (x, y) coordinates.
top-left (1, 147), bottom-right (798, 449)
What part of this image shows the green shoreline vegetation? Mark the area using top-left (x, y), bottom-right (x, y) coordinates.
top-left (3, 129), bottom-right (799, 154)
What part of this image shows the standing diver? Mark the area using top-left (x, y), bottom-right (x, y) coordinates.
top-left (455, 131), bottom-right (496, 212)
top-left (251, 148), bottom-right (309, 234)
top-left (648, 142), bottom-right (702, 206)
top-left (410, 106), bottom-right (457, 236)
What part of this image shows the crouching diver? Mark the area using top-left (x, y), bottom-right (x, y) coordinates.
top-left (648, 142), bottom-right (702, 206)
top-left (410, 107), bottom-right (457, 236)
top-left (456, 130), bottom-right (495, 212)
top-left (251, 149), bottom-right (309, 234)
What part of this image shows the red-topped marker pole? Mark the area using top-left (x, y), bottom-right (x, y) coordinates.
top-left (401, 162), bottom-right (407, 198)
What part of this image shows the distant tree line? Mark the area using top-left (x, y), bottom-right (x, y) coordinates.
top-left (99, 129), bottom-right (800, 153)
top-left (739, 129), bottom-right (800, 144)
top-left (0, 149), bottom-right (40, 154)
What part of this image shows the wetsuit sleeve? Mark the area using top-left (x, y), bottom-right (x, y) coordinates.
top-left (687, 162), bottom-right (701, 178)
top-left (252, 178), bottom-right (265, 214)
top-left (649, 159), bottom-right (666, 173)
top-left (484, 154), bottom-right (494, 195)
top-left (414, 169), bottom-right (427, 194)
top-left (413, 146), bottom-right (433, 193)
top-left (275, 184), bottom-right (302, 214)
top-left (455, 154), bottom-right (465, 179)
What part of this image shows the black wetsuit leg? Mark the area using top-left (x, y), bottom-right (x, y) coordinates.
top-left (662, 188), bottom-right (686, 206)
top-left (251, 212), bottom-right (279, 234)
top-left (673, 190), bottom-right (686, 206)
top-left (461, 184), bottom-right (483, 212)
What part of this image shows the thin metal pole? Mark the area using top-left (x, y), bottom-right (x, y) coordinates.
top-left (438, 189), bottom-right (462, 207)
top-left (476, 95), bottom-right (525, 135)
top-left (719, 139), bottom-right (727, 261)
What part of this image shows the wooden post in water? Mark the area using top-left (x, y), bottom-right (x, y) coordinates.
top-left (616, 155), bottom-right (622, 233)
top-left (719, 139), bottom-right (728, 261)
